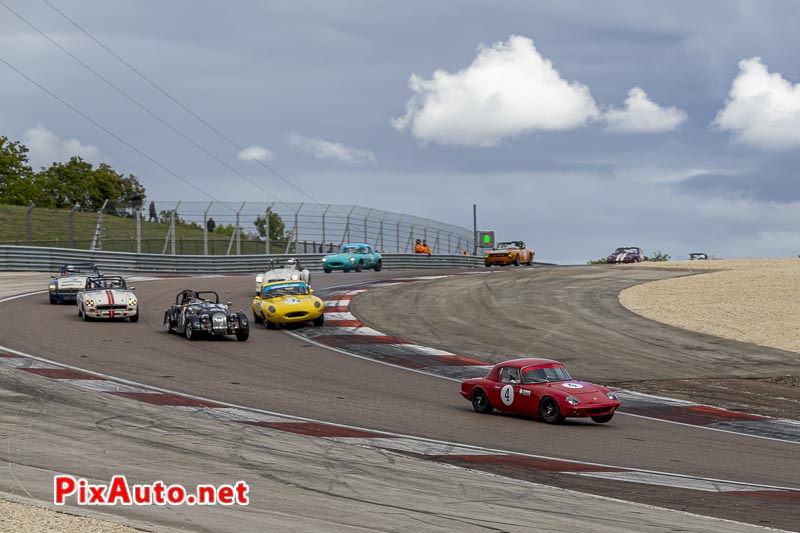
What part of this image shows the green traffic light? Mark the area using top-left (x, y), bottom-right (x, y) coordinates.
top-left (483, 234), bottom-right (491, 243)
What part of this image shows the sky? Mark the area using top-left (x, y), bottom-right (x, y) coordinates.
top-left (2, 1), bottom-right (800, 263)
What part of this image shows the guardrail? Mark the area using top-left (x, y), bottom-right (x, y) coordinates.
top-left (0, 245), bottom-right (485, 274)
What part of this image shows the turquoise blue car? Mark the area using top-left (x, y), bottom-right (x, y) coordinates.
top-left (322, 243), bottom-right (382, 273)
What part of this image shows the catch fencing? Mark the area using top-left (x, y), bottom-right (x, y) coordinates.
top-left (4, 201), bottom-right (475, 256)
top-left (0, 245), bottom-right (484, 274)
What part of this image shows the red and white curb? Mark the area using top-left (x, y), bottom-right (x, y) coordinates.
top-left (2, 346), bottom-right (799, 502)
top-left (290, 276), bottom-right (800, 444)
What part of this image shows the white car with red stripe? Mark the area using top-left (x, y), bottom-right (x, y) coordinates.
top-left (77, 276), bottom-right (139, 322)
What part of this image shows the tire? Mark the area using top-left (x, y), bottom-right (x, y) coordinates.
top-left (164, 311), bottom-right (173, 333)
top-left (514, 255), bottom-right (520, 266)
top-left (265, 319), bottom-right (277, 330)
top-left (471, 389), bottom-right (494, 414)
top-left (236, 326), bottom-right (250, 342)
top-left (355, 261), bottom-right (363, 272)
top-left (252, 311), bottom-right (262, 325)
top-left (312, 314), bottom-right (324, 327)
top-left (323, 267), bottom-right (332, 273)
top-left (373, 260), bottom-right (382, 272)
top-left (343, 268), bottom-right (351, 273)
top-left (185, 323), bottom-right (195, 340)
top-left (591, 413), bottom-right (614, 424)
top-left (81, 307), bottom-right (89, 321)
top-left (50, 295), bottom-right (56, 305)
top-left (538, 397), bottom-right (565, 424)
top-left (485, 262), bottom-right (491, 267)
top-left (130, 311), bottom-right (139, 323)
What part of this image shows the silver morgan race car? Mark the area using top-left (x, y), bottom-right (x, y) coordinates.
top-left (77, 276), bottom-right (139, 322)
top-left (254, 258), bottom-right (311, 293)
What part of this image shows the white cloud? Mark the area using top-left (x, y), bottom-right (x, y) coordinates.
top-left (22, 125), bottom-right (101, 168)
top-left (713, 57), bottom-right (800, 151)
top-left (287, 134), bottom-right (376, 165)
top-left (392, 35), bottom-right (600, 147)
top-left (237, 145), bottom-right (275, 162)
top-left (603, 87), bottom-right (687, 133)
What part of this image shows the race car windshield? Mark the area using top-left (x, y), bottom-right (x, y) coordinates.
top-left (86, 278), bottom-right (125, 290)
top-left (521, 366), bottom-right (572, 384)
top-left (262, 283), bottom-right (308, 298)
top-left (341, 246), bottom-right (358, 253)
top-left (496, 243), bottom-right (517, 249)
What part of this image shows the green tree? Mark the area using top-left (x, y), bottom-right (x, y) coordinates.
top-left (0, 136), bottom-right (36, 205)
top-left (254, 211), bottom-right (287, 242)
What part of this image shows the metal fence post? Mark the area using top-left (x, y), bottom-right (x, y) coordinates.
top-left (90, 199), bottom-right (108, 251)
top-left (264, 204), bottom-right (275, 255)
top-left (363, 208), bottom-right (372, 243)
top-left (395, 215), bottom-right (403, 253)
top-left (68, 204), bottom-right (78, 248)
top-left (135, 204), bottom-right (142, 254)
top-left (25, 202), bottom-right (34, 246)
top-left (236, 202), bottom-right (244, 255)
top-left (341, 206), bottom-right (355, 246)
top-left (294, 202), bottom-right (303, 254)
top-left (378, 211), bottom-right (387, 252)
top-left (321, 204), bottom-right (330, 251)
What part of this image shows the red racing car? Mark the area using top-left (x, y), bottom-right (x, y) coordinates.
top-left (460, 358), bottom-right (620, 424)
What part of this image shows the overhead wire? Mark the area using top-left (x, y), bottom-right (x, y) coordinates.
top-left (0, 54), bottom-right (221, 205)
top-left (40, 0), bottom-right (333, 211)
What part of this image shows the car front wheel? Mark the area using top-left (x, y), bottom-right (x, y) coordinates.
top-left (185, 324), bottom-right (195, 340)
top-left (164, 312), bottom-right (172, 333)
top-left (130, 311), bottom-right (139, 323)
top-left (312, 314), bottom-right (324, 327)
top-left (471, 389), bottom-right (494, 414)
top-left (355, 261), bottom-right (363, 272)
top-left (539, 397), bottom-right (565, 424)
top-left (373, 260), bottom-right (382, 272)
top-left (323, 267), bottom-right (332, 273)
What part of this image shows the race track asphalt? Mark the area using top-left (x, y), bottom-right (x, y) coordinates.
top-left (1, 266), bottom-right (798, 530)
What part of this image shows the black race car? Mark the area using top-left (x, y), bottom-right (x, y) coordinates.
top-left (163, 290), bottom-right (249, 341)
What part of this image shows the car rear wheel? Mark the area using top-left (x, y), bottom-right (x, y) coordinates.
top-left (471, 389), bottom-right (494, 414)
top-left (539, 397), bottom-right (565, 424)
top-left (591, 413), bottom-right (614, 424)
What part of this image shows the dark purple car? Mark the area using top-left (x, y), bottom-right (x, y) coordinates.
top-left (607, 247), bottom-right (647, 264)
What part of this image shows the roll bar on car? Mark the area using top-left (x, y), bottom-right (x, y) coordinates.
top-left (175, 290), bottom-right (220, 305)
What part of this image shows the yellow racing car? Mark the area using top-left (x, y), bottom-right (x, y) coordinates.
top-left (252, 280), bottom-right (324, 329)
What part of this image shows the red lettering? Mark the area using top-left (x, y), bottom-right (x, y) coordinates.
top-left (88, 484), bottom-right (106, 504)
top-left (106, 475), bottom-right (131, 505)
top-left (235, 482), bottom-right (249, 505)
top-left (217, 485), bottom-right (234, 505)
top-left (133, 485), bottom-right (151, 504)
top-left (196, 485), bottom-right (215, 505)
top-left (53, 475), bottom-right (76, 505)
top-left (152, 481), bottom-right (166, 505)
top-left (166, 485), bottom-right (185, 504)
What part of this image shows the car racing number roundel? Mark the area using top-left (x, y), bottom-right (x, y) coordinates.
top-left (500, 384), bottom-right (514, 406)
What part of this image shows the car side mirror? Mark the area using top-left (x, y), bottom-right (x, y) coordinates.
top-left (308, 289), bottom-right (313, 294)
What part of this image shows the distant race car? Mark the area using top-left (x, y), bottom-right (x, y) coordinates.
top-left (484, 241), bottom-right (535, 267)
top-left (607, 247), bottom-right (647, 264)
top-left (254, 258), bottom-right (311, 293)
top-left (77, 276), bottom-right (138, 322)
top-left (460, 358), bottom-right (621, 424)
top-left (321, 243), bottom-right (382, 273)
top-left (163, 290), bottom-right (249, 341)
top-left (49, 263), bottom-right (101, 304)
top-left (688, 252), bottom-right (708, 260)
top-left (252, 280), bottom-right (324, 329)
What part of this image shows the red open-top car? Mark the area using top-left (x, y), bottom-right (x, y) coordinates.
top-left (460, 358), bottom-right (620, 424)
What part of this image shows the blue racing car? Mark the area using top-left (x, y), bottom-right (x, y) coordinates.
top-left (322, 243), bottom-right (382, 273)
